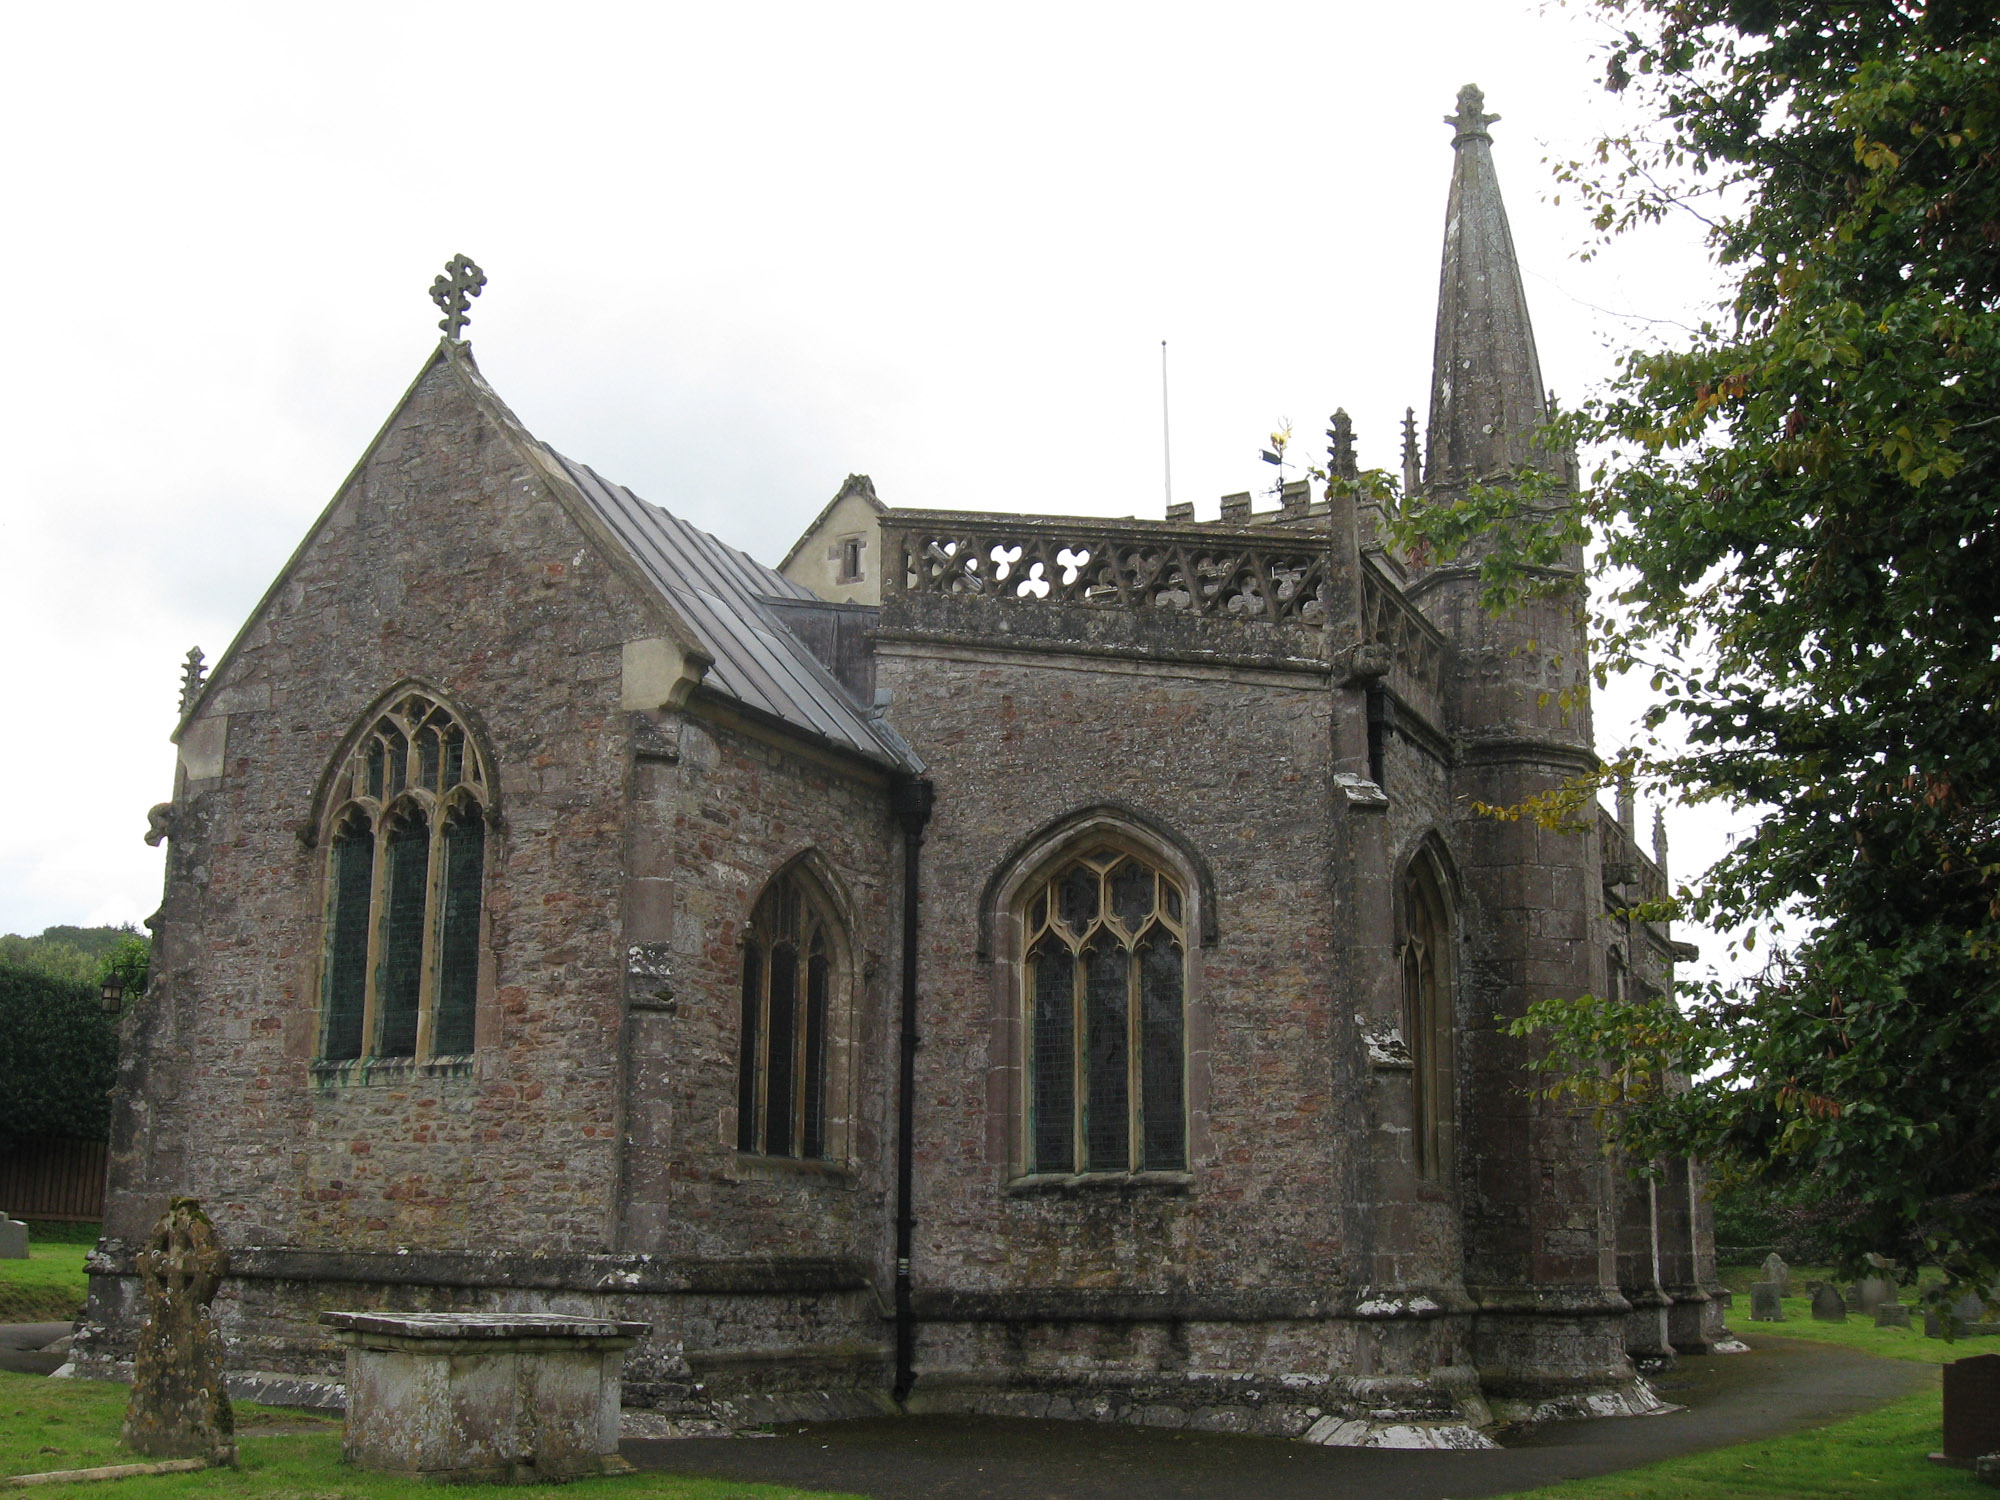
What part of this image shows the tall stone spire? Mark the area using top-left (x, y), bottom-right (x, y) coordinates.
top-left (1424, 85), bottom-right (1551, 492)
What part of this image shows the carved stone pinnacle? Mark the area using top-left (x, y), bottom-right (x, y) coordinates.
top-left (1447, 83), bottom-right (1499, 144)
top-left (430, 255), bottom-right (487, 343)
top-left (178, 647), bottom-right (206, 715)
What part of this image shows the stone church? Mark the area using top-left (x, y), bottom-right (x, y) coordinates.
top-left (75, 87), bottom-right (1728, 1446)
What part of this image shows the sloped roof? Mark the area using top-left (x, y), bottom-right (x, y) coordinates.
top-left (543, 449), bottom-right (921, 773)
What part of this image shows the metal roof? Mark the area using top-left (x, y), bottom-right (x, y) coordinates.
top-left (545, 449), bottom-right (921, 773)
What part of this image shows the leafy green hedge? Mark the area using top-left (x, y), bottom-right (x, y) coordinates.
top-left (0, 962), bottom-right (118, 1152)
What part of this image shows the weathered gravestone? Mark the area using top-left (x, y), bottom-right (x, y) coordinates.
top-left (1928, 1291), bottom-right (2000, 1340)
top-left (1940, 1354), bottom-right (2000, 1466)
top-left (1761, 1252), bottom-right (1789, 1295)
top-left (0, 1207), bottom-right (26, 1259)
top-left (120, 1198), bottom-right (234, 1463)
top-left (1749, 1283), bottom-right (1784, 1321)
top-left (1856, 1275), bottom-right (1897, 1317)
top-left (1811, 1283), bottom-right (1848, 1321)
top-left (323, 1311), bottom-right (649, 1483)
top-left (1877, 1303), bottom-right (1913, 1329)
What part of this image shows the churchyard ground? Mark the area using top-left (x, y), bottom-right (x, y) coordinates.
top-left (0, 1241), bottom-right (89, 1324)
top-left (0, 1245), bottom-right (1979, 1500)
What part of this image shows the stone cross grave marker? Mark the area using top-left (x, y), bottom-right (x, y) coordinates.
top-left (120, 1198), bottom-right (234, 1463)
top-left (1810, 1283), bottom-right (1847, 1322)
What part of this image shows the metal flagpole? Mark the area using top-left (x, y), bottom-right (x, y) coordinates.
top-left (1161, 340), bottom-right (1174, 514)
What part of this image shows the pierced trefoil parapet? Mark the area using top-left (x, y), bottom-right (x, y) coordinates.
top-left (884, 513), bottom-right (1337, 626)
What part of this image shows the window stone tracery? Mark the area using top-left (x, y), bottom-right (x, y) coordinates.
top-left (1021, 847), bottom-right (1188, 1177)
top-left (317, 690), bottom-right (490, 1067)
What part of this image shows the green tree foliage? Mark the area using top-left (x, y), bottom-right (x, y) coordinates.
top-left (0, 924), bottom-right (145, 987)
top-left (1397, 1), bottom-right (2000, 1295)
top-left (0, 961), bottom-right (120, 1150)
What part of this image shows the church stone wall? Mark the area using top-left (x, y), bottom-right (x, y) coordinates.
top-left (616, 705), bottom-right (901, 1279)
top-left (84, 358), bottom-right (665, 1373)
top-left (872, 641), bottom-right (1358, 1393)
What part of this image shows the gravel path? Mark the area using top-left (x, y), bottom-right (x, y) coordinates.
top-left (623, 1335), bottom-right (1933, 1500)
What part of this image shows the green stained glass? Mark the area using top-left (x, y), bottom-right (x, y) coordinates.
top-left (433, 805), bottom-right (483, 1055)
top-left (323, 819), bottom-right (373, 1061)
top-left (377, 810), bottom-right (428, 1057)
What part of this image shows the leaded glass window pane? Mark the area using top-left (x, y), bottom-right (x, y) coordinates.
top-left (737, 942), bottom-right (763, 1151)
top-left (1084, 944), bottom-right (1130, 1170)
top-left (377, 810), bottom-right (429, 1057)
top-left (1058, 865), bottom-right (1099, 932)
top-left (323, 819), bottom-right (373, 1062)
top-left (1030, 940), bottom-right (1075, 1173)
top-left (803, 945), bottom-right (829, 1159)
top-left (418, 728), bottom-right (440, 792)
top-left (433, 804), bottom-right (483, 1056)
top-left (1110, 861), bottom-right (1153, 931)
top-left (765, 942), bottom-right (799, 1155)
top-left (1139, 935), bottom-right (1186, 1170)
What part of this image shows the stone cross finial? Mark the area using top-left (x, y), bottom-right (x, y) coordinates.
top-left (430, 254), bottom-right (487, 342)
top-left (1326, 410), bottom-right (1357, 481)
top-left (1400, 407), bottom-right (1421, 497)
top-left (178, 648), bottom-right (206, 715)
top-left (1446, 83), bottom-right (1499, 144)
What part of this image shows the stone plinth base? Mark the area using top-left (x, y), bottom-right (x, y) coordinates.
top-left (322, 1312), bottom-right (649, 1483)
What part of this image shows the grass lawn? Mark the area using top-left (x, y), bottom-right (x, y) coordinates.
top-left (1494, 1292), bottom-right (1972, 1499)
top-left (0, 1242), bottom-right (91, 1322)
top-left (0, 1371), bottom-right (858, 1500)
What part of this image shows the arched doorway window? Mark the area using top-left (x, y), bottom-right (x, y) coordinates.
top-left (1400, 849), bottom-right (1453, 1178)
top-left (1021, 846), bottom-right (1188, 1175)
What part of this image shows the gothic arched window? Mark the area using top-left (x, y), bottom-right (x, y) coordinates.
top-left (1400, 849), bottom-right (1453, 1178)
top-left (318, 690), bottom-right (489, 1064)
top-left (737, 870), bottom-right (843, 1160)
top-left (1021, 847), bottom-right (1188, 1176)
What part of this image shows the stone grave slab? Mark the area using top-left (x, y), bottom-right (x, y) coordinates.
top-left (0, 1213), bottom-right (26, 1259)
top-left (322, 1311), bottom-right (650, 1483)
top-left (1749, 1282), bottom-right (1784, 1322)
top-left (1810, 1283), bottom-right (1847, 1321)
top-left (1875, 1304), bottom-right (1912, 1329)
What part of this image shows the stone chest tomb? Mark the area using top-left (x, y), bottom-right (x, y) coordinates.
top-left (73, 85), bottom-right (1728, 1449)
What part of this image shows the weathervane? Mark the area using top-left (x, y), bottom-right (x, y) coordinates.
top-left (429, 254), bottom-right (486, 342)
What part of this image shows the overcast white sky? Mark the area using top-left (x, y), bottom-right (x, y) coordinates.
top-left (2, 2), bottom-right (1747, 972)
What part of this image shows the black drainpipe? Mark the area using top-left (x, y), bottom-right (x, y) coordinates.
top-left (889, 775), bottom-right (934, 1406)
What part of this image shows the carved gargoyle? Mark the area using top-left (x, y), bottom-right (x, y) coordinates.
top-left (144, 804), bottom-right (174, 848)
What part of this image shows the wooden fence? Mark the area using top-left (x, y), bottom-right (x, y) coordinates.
top-left (0, 1138), bottom-right (106, 1221)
